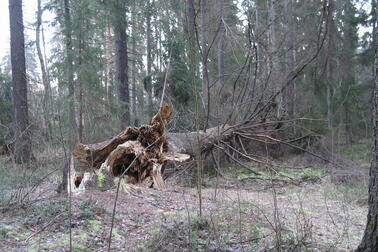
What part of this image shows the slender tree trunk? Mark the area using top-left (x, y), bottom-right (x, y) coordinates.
top-left (284, 0), bottom-right (296, 118)
top-left (131, 6), bottom-right (138, 126)
top-left (357, 2), bottom-right (378, 250)
top-left (326, 0), bottom-right (335, 130)
top-left (146, 0), bottom-right (153, 116)
top-left (200, 0), bottom-right (210, 127)
top-left (217, 0), bottom-right (225, 88)
top-left (105, 24), bottom-right (114, 109)
top-left (114, 5), bottom-right (130, 128)
top-left (78, 40), bottom-right (84, 142)
top-left (267, 0), bottom-right (281, 116)
top-left (64, 0), bottom-right (77, 146)
top-left (36, 0), bottom-right (51, 141)
top-left (9, 0), bottom-right (31, 164)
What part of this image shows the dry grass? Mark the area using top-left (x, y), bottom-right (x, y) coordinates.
top-left (0, 143), bottom-right (370, 251)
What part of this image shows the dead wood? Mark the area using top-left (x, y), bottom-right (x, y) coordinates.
top-left (70, 104), bottom-right (189, 193)
top-left (69, 104), bottom-right (331, 194)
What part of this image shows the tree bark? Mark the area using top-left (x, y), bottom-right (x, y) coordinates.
top-left (36, 0), bottom-right (51, 140)
top-left (131, 6), bottom-right (138, 126)
top-left (9, 0), bottom-right (31, 164)
top-left (105, 23), bottom-right (114, 109)
top-left (357, 1), bottom-right (378, 250)
top-left (325, 0), bottom-right (335, 129)
top-left (71, 105), bottom-right (190, 193)
top-left (284, 0), bottom-right (296, 118)
top-left (146, 0), bottom-right (153, 117)
top-left (113, 3), bottom-right (130, 128)
top-left (200, 0), bottom-right (210, 127)
top-left (64, 0), bottom-right (77, 146)
top-left (267, 0), bottom-right (282, 117)
top-left (217, 0), bottom-right (225, 88)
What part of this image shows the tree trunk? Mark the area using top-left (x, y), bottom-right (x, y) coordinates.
top-left (357, 2), bottom-right (378, 250)
top-left (114, 4), bottom-right (130, 128)
top-left (217, 0), bottom-right (225, 88)
top-left (105, 24), bottom-right (114, 109)
top-left (131, 6), bottom-right (138, 126)
top-left (200, 0), bottom-right (210, 127)
top-left (146, 0), bottom-right (153, 117)
top-left (326, 0), bottom-right (335, 130)
top-left (284, 0), bottom-right (296, 118)
top-left (64, 0), bottom-right (77, 146)
top-left (36, 0), bottom-right (51, 141)
top-left (78, 40), bottom-right (84, 143)
top-left (9, 0), bottom-right (31, 164)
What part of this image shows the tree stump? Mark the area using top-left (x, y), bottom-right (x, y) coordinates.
top-left (69, 104), bottom-right (189, 193)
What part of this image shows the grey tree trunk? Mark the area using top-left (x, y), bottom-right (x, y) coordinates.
top-left (325, 0), bottom-right (335, 130)
top-left (105, 24), bottom-right (114, 109)
top-left (146, 0), bottom-right (153, 117)
top-left (357, 1), bottom-right (378, 250)
top-left (217, 0), bottom-right (225, 88)
top-left (284, 0), bottom-right (296, 118)
top-left (131, 6), bottom-right (138, 126)
top-left (78, 40), bottom-right (84, 143)
top-left (200, 0), bottom-right (210, 127)
top-left (36, 0), bottom-right (51, 140)
top-left (64, 0), bottom-right (77, 146)
top-left (267, 0), bottom-right (281, 116)
top-left (114, 5), bottom-right (130, 128)
top-left (9, 0), bottom-right (31, 164)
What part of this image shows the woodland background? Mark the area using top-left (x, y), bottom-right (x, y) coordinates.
top-left (0, 0), bottom-right (377, 251)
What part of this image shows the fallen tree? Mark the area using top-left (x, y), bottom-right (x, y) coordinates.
top-left (67, 103), bottom-right (332, 194)
top-left (69, 104), bottom-right (190, 193)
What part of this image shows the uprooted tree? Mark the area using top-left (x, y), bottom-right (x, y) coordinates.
top-left (68, 104), bottom-right (191, 193)
top-left (66, 102), bottom-right (326, 194)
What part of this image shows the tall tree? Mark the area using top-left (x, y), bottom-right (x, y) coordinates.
top-left (325, 0), bottom-right (336, 129)
top-left (145, 0), bottom-right (153, 117)
top-left (64, 0), bottom-right (77, 145)
top-left (217, 0), bottom-right (226, 88)
top-left (36, 0), bottom-right (52, 140)
top-left (8, 0), bottom-right (31, 164)
top-left (113, 0), bottom-right (130, 127)
top-left (200, 0), bottom-right (210, 125)
top-left (357, 0), bottom-right (378, 250)
top-left (130, 5), bottom-right (138, 126)
top-left (284, 0), bottom-right (296, 118)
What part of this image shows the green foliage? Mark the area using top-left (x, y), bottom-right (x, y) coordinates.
top-left (0, 71), bottom-right (12, 145)
top-left (232, 165), bottom-right (325, 181)
top-left (23, 199), bottom-right (67, 227)
top-left (79, 198), bottom-right (96, 219)
top-left (335, 138), bottom-right (372, 163)
top-left (97, 172), bottom-right (106, 188)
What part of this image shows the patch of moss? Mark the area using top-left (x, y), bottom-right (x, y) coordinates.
top-left (86, 219), bottom-right (102, 232)
top-left (98, 172), bottom-right (106, 188)
top-left (0, 224), bottom-right (15, 239)
top-left (112, 228), bottom-right (125, 241)
top-left (236, 166), bottom-right (324, 181)
top-left (26, 248), bottom-right (38, 252)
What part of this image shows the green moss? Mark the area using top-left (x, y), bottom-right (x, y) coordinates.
top-left (86, 219), bottom-right (102, 232)
top-left (26, 248), bottom-right (38, 252)
top-left (112, 228), bottom-right (125, 241)
top-left (235, 166), bottom-right (324, 181)
top-left (98, 172), bottom-right (106, 188)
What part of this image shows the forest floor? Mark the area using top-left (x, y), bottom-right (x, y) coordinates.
top-left (0, 140), bottom-right (371, 251)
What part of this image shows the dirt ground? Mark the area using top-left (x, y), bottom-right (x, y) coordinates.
top-left (0, 170), bottom-right (368, 251)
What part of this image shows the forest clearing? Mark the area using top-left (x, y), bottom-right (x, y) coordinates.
top-left (1, 0), bottom-right (378, 251)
